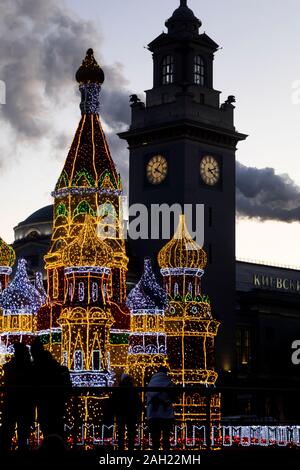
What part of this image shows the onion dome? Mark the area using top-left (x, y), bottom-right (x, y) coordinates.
top-left (35, 272), bottom-right (47, 304)
top-left (76, 48), bottom-right (105, 84)
top-left (165, 0), bottom-right (202, 32)
top-left (126, 258), bottom-right (168, 312)
top-left (158, 214), bottom-right (207, 270)
top-left (1, 259), bottom-right (43, 314)
top-left (0, 236), bottom-right (15, 267)
top-left (62, 215), bottom-right (112, 267)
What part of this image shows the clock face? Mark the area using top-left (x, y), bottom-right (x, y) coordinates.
top-left (200, 155), bottom-right (220, 186)
top-left (146, 155), bottom-right (168, 185)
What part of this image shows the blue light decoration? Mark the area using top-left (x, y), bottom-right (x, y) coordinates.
top-left (0, 259), bottom-right (44, 347)
top-left (126, 257), bottom-right (168, 314)
top-left (126, 257), bottom-right (169, 385)
top-left (1, 259), bottom-right (43, 314)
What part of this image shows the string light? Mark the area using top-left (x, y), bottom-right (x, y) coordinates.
top-left (127, 258), bottom-right (168, 385)
top-left (0, 50), bottom-right (221, 438)
top-left (0, 259), bottom-right (43, 346)
top-left (158, 215), bottom-right (221, 427)
top-left (0, 236), bottom-right (15, 297)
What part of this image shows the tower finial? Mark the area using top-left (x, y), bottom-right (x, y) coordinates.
top-left (180, 0), bottom-right (187, 6)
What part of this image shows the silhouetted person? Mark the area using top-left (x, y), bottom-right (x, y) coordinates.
top-left (147, 366), bottom-right (175, 451)
top-left (0, 342), bottom-right (34, 452)
top-left (110, 373), bottom-right (142, 450)
top-left (31, 339), bottom-right (71, 439)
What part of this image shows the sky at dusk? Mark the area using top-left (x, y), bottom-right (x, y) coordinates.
top-left (1, 0), bottom-right (300, 266)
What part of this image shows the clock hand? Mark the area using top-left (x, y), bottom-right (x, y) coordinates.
top-left (154, 167), bottom-right (162, 175)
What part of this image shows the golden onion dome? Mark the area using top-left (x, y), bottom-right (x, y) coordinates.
top-left (157, 214), bottom-right (207, 270)
top-left (62, 216), bottom-right (112, 267)
top-left (0, 237), bottom-right (15, 267)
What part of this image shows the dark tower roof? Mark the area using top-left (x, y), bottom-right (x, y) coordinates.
top-left (165, 0), bottom-right (202, 35)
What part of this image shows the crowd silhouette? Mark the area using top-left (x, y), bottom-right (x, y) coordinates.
top-left (0, 339), bottom-right (71, 453)
top-left (0, 342), bottom-right (176, 452)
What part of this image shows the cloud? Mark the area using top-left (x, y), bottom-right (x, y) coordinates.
top-left (0, 0), bottom-right (132, 180)
top-left (236, 162), bottom-right (300, 222)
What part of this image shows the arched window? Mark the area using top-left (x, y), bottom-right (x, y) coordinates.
top-left (92, 350), bottom-right (101, 371)
top-left (74, 350), bottom-right (83, 371)
top-left (162, 55), bottom-right (174, 85)
top-left (69, 282), bottom-right (74, 301)
top-left (148, 316), bottom-right (155, 330)
top-left (78, 282), bottom-right (85, 302)
top-left (188, 282), bottom-right (193, 294)
top-left (194, 55), bottom-right (205, 86)
top-left (63, 351), bottom-right (68, 367)
top-left (92, 282), bottom-right (98, 302)
top-left (174, 282), bottom-right (179, 296)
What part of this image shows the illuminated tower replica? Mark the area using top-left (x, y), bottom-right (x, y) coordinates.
top-left (158, 215), bottom-right (220, 427)
top-left (0, 237), bottom-right (16, 362)
top-left (126, 257), bottom-right (168, 386)
top-left (0, 237), bottom-right (15, 295)
top-left (38, 49), bottom-right (130, 371)
top-left (59, 217), bottom-right (115, 387)
top-left (1, 259), bottom-right (43, 349)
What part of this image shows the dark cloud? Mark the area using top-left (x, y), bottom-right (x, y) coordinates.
top-left (236, 162), bottom-right (300, 222)
top-left (0, 0), bottom-right (132, 180)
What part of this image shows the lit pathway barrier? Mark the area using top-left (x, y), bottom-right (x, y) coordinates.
top-left (211, 425), bottom-right (300, 448)
top-left (2, 385), bottom-right (300, 450)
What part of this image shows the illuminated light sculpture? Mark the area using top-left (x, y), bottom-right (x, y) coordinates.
top-left (0, 259), bottom-right (43, 347)
top-left (0, 236), bottom-right (15, 296)
top-left (158, 215), bottom-right (221, 427)
top-left (40, 49), bottom-right (130, 371)
top-left (59, 216), bottom-right (115, 387)
top-left (126, 257), bottom-right (168, 385)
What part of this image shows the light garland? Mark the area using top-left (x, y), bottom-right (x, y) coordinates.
top-left (127, 258), bottom-right (168, 385)
top-left (1, 259), bottom-right (43, 315)
top-left (158, 215), bottom-right (221, 427)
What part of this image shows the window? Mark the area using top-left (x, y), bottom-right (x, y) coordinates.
top-left (92, 350), bottom-right (101, 371)
top-left (174, 282), bottom-right (179, 296)
top-left (69, 282), bottom-right (74, 301)
top-left (194, 55), bottom-right (205, 86)
top-left (162, 55), bottom-right (174, 85)
top-left (92, 282), bottom-right (98, 302)
top-left (78, 282), bottom-right (84, 302)
top-left (63, 351), bottom-right (68, 367)
top-left (236, 326), bottom-right (252, 370)
top-left (74, 350), bottom-right (83, 371)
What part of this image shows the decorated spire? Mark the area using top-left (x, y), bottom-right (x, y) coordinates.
top-left (1, 259), bottom-right (43, 314)
top-left (126, 258), bottom-right (168, 312)
top-left (76, 48), bottom-right (105, 85)
top-left (75, 49), bottom-right (104, 115)
top-left (0, 236), bottom-right (15, 268)
top-left (62, 215), bottom-right (112, 267)
top-left (53, 49), bottom-right (121, 197)
top-left (158, 214), bottom-right (207, 270)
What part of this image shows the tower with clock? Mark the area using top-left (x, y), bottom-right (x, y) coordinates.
top-left (119, 0), bottom-right (247, 372)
